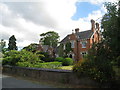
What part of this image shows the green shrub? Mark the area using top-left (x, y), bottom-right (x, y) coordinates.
top-left (36, 52), bottom-right (55, 62)
top-left (62, 58), bottom-right (73, 66)
top-left (73, 59), bottom-right (115, 83)
top-left (34, 62), bottom-right (62, 69)
top-left (16, 62), bottom-right (33, 67)
top-left (55, 57), bottom-right (64, 62)
top-left (2, 50), bottom-right (42, 66)
top-left (2, 50), bottom-right (21, 66)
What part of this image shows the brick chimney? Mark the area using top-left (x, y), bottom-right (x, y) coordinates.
top-left (91, 19), bottom-right (95, 32)
top-left (75, 28), bottom-right (79, 34)
top-left (96, 23), bottom-right (99, 31)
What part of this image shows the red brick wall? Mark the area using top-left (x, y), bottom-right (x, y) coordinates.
top-left (68, 30), bottom-right (100, 61)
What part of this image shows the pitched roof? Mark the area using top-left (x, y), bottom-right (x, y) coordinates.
top-left (60, 35), bottom-right (70, 43)
top-left (77, 30), bottom-right (93, 39)
top-left (61, 30), bottom-right (93, 42)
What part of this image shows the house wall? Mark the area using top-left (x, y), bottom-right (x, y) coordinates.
top-left (68, 30), bottom-right (100, 61)
top-left (60, 20), bottom-right (100, 62)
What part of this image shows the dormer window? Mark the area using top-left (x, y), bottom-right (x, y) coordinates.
top-left (81, 41), bottom-right (87, 48)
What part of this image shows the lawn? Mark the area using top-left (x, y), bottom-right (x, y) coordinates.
top-left (56, 65), bottom-right (73, 70)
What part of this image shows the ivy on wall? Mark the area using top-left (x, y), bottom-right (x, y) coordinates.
top-left (58, 42), bottom-right (72, 57)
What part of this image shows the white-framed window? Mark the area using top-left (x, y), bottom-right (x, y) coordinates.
top-left (71, 40), bottom-right (74, 48)
top-left (81, 52), bottom-right (87, 58)
top-left (81, 41), bottom-right (87, 48)
top-left (63, 44), bottom-right (66, 50)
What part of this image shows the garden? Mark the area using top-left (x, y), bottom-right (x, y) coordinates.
top-left (2, 50), bottom-right (74, 70)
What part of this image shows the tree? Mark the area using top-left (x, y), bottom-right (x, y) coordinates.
top-left (0, 39), bottom-right (6, 53)
top-left (8, 35), bottom-right (17, 50)
top-left (101, 1), bottom-right (120, 59)
top-left (73, 1), bottom-right (120, 84)
top-left (22, 43), bottom-right (38, 53)
top-left (40, 31), bottom-right (60, 48)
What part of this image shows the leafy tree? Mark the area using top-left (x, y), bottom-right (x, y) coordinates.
top-left (101, 1), bottom-right (120, 59)
top-left (40, 31), bottom-right (60, 48)
top-left (8, 35), bottom-right (17, 50)
top-left (0, 39), bottom-right (6, 53)
top-left (73, 1), bottom-right (120, 84)
top-left (22, 43), bottom-right (38, 53)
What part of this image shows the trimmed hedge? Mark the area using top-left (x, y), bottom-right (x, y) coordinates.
top-left (55, 57), bottom-right (64, 62)
top-left (62, 58), bottom-right (73, 66)
top-left (34, 62), bottom-right (62, 69)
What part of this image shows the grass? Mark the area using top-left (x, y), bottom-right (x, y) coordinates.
top-left (56, 65), bottom-right (73, 70)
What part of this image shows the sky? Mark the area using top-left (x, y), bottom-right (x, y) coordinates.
top-left (0, 0), bottom-right (117, 50)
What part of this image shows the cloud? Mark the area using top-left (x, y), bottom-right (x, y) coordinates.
top-left (0, 0), bottom-right (117, 49)
top-left (2, 2), bottom-right (57, 28)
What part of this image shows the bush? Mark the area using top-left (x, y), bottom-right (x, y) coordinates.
top-left (62, 58), bottom-right (73, 66)
top-left (34, 62), bottom-right (62, 69)
top-left (16, 62), bottom-right (33, 67)
top-left (36, 52), bottom-right (55, 62)
top-left (2, 50), bottom-right (21, 66)
top-left (55, 57), bottom-right (64, 62)
top-left (73, 58), bottom-right (115, 83)
top-left (2, 50), bottom-right (42, 66)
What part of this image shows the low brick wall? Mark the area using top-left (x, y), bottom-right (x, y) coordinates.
top-left (2, 65), bottom-right (99, 87)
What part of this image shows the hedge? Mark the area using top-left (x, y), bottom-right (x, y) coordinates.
top-left (34, 62), bottom-right (62, 69)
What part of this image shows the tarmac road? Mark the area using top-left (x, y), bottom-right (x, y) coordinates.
top-left (1, 74), bottom-right (55, 88)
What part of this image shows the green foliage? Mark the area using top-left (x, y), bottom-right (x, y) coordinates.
top-left (58, 44), bottom-right (64, 57)
top-left (65, 42), bottom-right (72, 54)
top-left (2, 50), bottom-right (21, 66)
top-left (55, 57), bottom-right (64, 62)
top-left (58, 42), bottom-right (72, 57)
top-left (62, 58), bottom-right (73, 66)
top-left (34, 62), bottom-right (62, 69)
top-left (16, 62), bottom-right (33, 67)
top-left (22, 43), bottom-right (38, 53)
top-left (40, 31), bottom-right (60, 48)
top-left (73, 1), bottom-right (120, 83)
top-left (73, 58), bottom-right (115, 83)
top-left (8, 35), bottom-right (17, 50)
top-left (0, 39), bottom-right (6, 53)
top-left (101, 2), bottom-right (120, 59)
top-left (36, 51), bottom-right (55, 62)
top-left (116, 56), bottom-right (120, 66)
top-left (2, 50), bottom-right (42, 66)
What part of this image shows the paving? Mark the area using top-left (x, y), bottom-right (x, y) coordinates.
top-left (1, 74), bottom-right (55, 88)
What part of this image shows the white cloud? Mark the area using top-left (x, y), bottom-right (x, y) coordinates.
top-left (0, 0), bottom-right (117, 49)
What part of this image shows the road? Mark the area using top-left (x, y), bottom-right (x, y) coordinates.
top-left (0, 74), bottom-right (55, 88)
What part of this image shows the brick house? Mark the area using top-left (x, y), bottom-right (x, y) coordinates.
top-left (58, 19), bottom-right (101, 61)
top-left (37, 41), bottom-right (54, 57)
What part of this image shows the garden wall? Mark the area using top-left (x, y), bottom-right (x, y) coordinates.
top-left (2, 65), bottom-right (99, 87)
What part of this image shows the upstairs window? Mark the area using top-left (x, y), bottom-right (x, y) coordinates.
top-left (81, 41), bottom-right (87, 48)
top-left (71, 41), bottom-right (74, 48)
top-left (63, 44), bottom-right (66, 50)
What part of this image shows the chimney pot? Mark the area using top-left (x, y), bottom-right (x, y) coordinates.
top-left (75, 28), bottom-right (79, 33)
top-left (91, 19), bottom-right (95, 32)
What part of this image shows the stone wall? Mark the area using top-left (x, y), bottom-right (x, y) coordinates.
top-left (2, 65), bottom-right (98, 87)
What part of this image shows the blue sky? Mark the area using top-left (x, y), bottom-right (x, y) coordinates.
top-left (72, 2), bottom-right (100, 20)
top-left (1, 0), bottom-right (116, 49)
